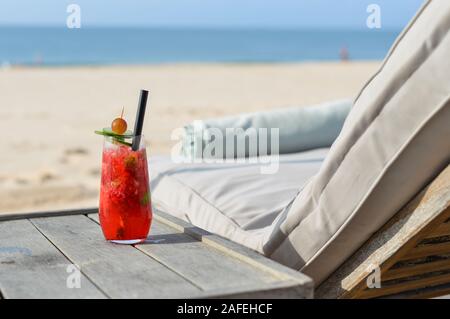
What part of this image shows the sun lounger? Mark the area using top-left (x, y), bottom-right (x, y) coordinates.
top-left (150, 0), bottom-right (450, 298)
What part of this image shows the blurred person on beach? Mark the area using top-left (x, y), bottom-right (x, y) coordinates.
top-left (340, 46), bottom-right (350, 62)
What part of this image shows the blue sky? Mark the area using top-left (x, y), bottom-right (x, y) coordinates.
top-left (0, 0), bottom-right (424, 30)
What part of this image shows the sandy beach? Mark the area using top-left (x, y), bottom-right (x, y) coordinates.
top-left (0, 61), bottom-right (379, 213)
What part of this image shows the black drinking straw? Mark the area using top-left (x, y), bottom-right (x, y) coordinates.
top-left (132, 90), bottom-right (149, 151)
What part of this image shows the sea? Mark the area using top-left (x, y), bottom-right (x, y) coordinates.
top-left (0, 27), bottom-right (400, 66)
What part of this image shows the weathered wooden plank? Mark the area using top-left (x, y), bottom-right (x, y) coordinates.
top-left (88, 214), bottom-right (278, 291)
top-left (92, 210), bottom-right (313, 287)
top-left (384, 258), bottom-right (450, 281)
top-left (117, 211), bottom-right (311, 298)
top-left (153, 211), bottom-right (313, 285)
top-left (0, 208), bottom-right (96, 222)
top-left (401, 242), bottom-right (450, 260)
top-left (383, 282), bottom-right (450, 299)
top-left (424, 222), bottom-right (450, 239)
top-left (201, 281), bottom-right (312, 299)
top-left (88, 213), bottom-right (312, 298)
top-left (410, 288), bottom-right (450, 299)
top-left (0, 219), bottom-right (106, 299)
top-left (359, 272), bottom-right (450, 299)
top-left (89, 211), bottom-right (314, 298)
top-left (316, 164), bottom-right (450, 299)
top-left (31, 215), bottom-right (202, 298)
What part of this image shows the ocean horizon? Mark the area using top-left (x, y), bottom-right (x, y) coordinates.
top-left (0, 26), bottom-right (400, 66)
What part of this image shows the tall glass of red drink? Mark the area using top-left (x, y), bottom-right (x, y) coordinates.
top-left (99, 135), bottom-right (152, 244)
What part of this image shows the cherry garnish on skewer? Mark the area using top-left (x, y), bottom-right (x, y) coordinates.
top-left (111, 107), bottom-right (128, 134)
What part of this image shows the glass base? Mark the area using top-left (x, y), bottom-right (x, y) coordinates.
top-left (109, 239), bottom-right (146, 245)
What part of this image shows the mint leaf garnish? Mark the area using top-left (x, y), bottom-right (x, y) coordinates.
top-left (95, 128), bottom-right (134, 138)
top-left (95, 128), bottom-right (134, 147)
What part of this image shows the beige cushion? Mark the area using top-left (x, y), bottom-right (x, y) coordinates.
top-left (262, 0), bottom-right (450, 286)
top-left (150, 149), bottom-right (328, 244)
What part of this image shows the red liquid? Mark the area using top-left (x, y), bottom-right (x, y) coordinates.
top-left (99, 142), bottom-right (152, 242)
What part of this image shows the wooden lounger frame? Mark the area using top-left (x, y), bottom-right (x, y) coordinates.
top-left (317, 164), bottom-right (450, 299)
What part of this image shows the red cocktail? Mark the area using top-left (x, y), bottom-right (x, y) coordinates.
top-left (99, 136), bottom-right (152, 244)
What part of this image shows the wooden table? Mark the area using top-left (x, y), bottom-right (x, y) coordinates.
top-left (0, 208), bottom-right (313, 299)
